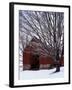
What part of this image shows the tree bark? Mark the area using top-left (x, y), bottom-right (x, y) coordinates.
top-left (55, 48), bottom-right (60, 72)
top-left (55, 61), bottom-right (60, 72)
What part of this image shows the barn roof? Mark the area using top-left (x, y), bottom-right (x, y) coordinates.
top-left (24, 36), bottom-right (55, 57)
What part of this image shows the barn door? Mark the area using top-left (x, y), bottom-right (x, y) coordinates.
top-left (31, 54), bottom-right (39, 70)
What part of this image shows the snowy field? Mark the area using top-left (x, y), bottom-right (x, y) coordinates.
top-left (20, 67), bottom-right (64, 80)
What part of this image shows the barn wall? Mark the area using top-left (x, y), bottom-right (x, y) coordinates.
top-left (39, 64), bottom-right (51, 69)
top-left (23, 51), bottom-right (32, 70)
top-left (60, 56), bottom-right (64, 66)
top-left (39, 56), bottom-right (54, 69)
top-left (23, 64), bottom-right (31, 70)
top-left (23, 48), bottom-right (64, 70)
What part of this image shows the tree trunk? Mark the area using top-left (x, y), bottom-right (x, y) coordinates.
top-left (55, 61), bottom-right (60, 72)
top-left (55, 48), bottom-right (60, 72)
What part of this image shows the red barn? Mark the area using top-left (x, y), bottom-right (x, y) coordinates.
top-left (23, 37), bottom-right (64, 70)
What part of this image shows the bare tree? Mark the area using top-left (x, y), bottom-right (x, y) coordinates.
top-left (19, 10), bottom-right (64, 72)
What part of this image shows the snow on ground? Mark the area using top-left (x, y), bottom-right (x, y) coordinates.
top-left (20, 67), bottom-right (64, 80)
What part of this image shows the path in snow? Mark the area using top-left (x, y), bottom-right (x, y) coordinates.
top-left (20, 67), bottom-right (64, 80)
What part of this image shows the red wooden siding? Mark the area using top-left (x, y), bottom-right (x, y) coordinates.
top-left (39, 56), bottom-right (54, 64)
top-left (23, 52), bottom-right (31, 64)
top-left (60, 56), bottom-right (64, 66)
